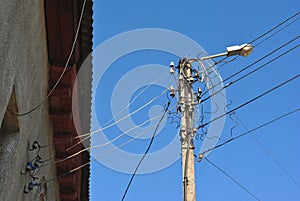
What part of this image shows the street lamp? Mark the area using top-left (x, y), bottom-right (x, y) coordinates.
top-left (199, 44), bottom-right (254, 60)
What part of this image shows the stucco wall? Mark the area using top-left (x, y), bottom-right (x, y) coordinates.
top-left (0, 0), bottom-right (59, 200)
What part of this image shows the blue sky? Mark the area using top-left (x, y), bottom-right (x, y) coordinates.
top-left (90, 1), bottom-right (300, 200)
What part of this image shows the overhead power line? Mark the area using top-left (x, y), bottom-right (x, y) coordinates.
top-left (100, 71), bottom-right (169, 128)
top-left (249, 11), bottom-right (300, 45)
top-left (77, 88), bottom-right (168, 139)
top-left (228, 37), bottom-right (298, 87)
top-left (214, 11), bottom-right (299, 69)
top-left (41, 114), bottom-right (163, 167)
top-left (121, 101), bottom-right (170, 201)
top-left (41, 100), bottom-right (176, 169)
top-left (200, 107), bottom-right (300, 156)
top-left (234, 115), bottom-right (300, 189)
top-left (32, 83), bottom-right (169, 156)
top-left (202, 37), bottom-right (299, 100)
top-left (44, 103), bottom-right (172, 183)
top-left (34, 88), bottom-right (168, 155)
top-left (202, 43), bottom-right (299, 103)
top-left (204, 157), bottom-right (260, 201)
top-left (67, 88), bottom-right (168, 150)
top-left (199, 72), bottom-right (300, 129)
top-left (254, 17), bottom-right (300, 47)
top-left (51, 105), bottom-right (176, 165)
top-left (224, 45), bottom-right (299, 87)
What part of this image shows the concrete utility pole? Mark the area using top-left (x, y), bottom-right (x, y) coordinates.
top-left (178, 60), bottom-right (196, 201)
top-left (170, 44), bottom-right (253, 201)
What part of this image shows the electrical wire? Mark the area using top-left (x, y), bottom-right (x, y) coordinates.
top-left (186, 58), bottom-right (222, 86)
top-left (211, 11), bottom-right (300, 70)
top-left (35, 88), bottom-right (168, 154)
top-left (42, 101), bottom-right (173, 196)
top-left (197, 77), bottom-right (236, 141)
top-left (7, 0), bottom-right (87, 117)
top-left (198, 72), bottom-right (300, 129)
top-left (121, 101), bottom-right (170, 201)
top-left (197, 58), bottom-right (300, 189)
top-left (42, 104), bottom-right (177, 169)
top-left (29, 82), bottom-right (169, 158)
top-left (50, 108), bottom-right (169, 165)
top-left (201, 43), bottom-right (299, 104)
top-left (41, 115), bottom-right (162, 167)
top-left (220, 93), bottom-right (238, 139)
top-left (234, 114), bottom-right (300, 189)
top-left (249, 11), bottom-right (300, 45)
top-left (224, 45), bottom-right (299, 88)
top-left (66, 88), bottom-right (168, 151)
top-left (211, 11), bottom-right (299, 74)
top-left (228, 112), bottom-right (238, 139)
top-left (103, 71), bottom-right (169, 127)
top-left (167, 111), bottom-right (181, 129)
top-left (34, 90), bottom-right (172, 170)
top-left (254, 17), bottom-right (300, 47)
top-left (45, 102), bottom-right (172, 185)
top-left (34, 82), bottom-right (173, 172)
top-left (201, 36), bottom-right (299, 99)
top-left (199, 107), bottom-right (300, 156)
top-left (76, 88), bottom-right (168, 140)
top-left (204, 157), bottom-right (260, 201)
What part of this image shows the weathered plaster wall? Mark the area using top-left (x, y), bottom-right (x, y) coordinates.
top-left (0, 0), bottom-right (59, 200)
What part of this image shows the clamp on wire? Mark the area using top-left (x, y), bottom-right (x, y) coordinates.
top-left (23, 179), bottom-right (41, 194)
top-left (197, 153), bottom-right (204, 162)
top-left (22, 154), bottom-right (44, 194)
top-left (21, 155), bottom-right (43, 175)
top-left (29, 141), bottom-right (46, 151)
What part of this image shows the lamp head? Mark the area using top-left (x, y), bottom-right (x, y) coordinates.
top-left (239, 44), bottom-right (254, 57)
top-left (226, 44), bottom-right (253, 57)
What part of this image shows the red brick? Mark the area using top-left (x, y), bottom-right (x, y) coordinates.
top-left (65, 121), bottom-right (75, 132)
top-left (70, 64), bottom-right (77, 83)
top-left (49, 96), bottom-right (62, 110)
top-left (61, 98), bottom-right (72, 111)
top-left (51, 87), bottom-right (72, 97)
top-left (52, 121), bottom-right (65, 132)
top-left (49, 66), bottom-right (75, 88)
top-left (50, 113), bottom-right (72, 122)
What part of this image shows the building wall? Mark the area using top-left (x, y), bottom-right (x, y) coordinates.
top-left (44, 0), bottom-right (93, 200)
top-left (0, 0), bottom-right (59, 200)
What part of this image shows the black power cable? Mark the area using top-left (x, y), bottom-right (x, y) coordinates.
top-left (213, 11), bottom-right (299, 70)
top-left (201, 43), bottom-right (299, 104)
top-left (121, 101), bottom-right (170, 201)
top-left (198, 72), bottom-right (300, 129)
top-left (202, 37), bottom-right (299, 100)
top-left (204, 157), bottom-right (260, 201)
top-left (254, 17), bottom-right (300, 47)
top-left (234, 114), bottom-right (300, 189)
top-left (200, 107), bottom-right (300, 156)
top-left (249, 11), bottom-right (300, 45)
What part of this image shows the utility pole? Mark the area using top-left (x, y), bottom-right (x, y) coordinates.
top-left (169, 44), bottom-right (253, 201)
top-left (178, 59), bottom-right (196, 201)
